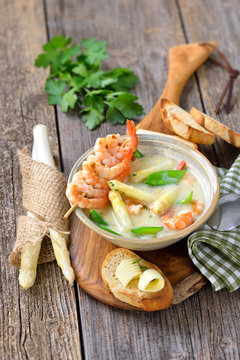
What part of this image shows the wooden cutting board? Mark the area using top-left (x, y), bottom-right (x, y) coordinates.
top-left (69, 42), bottom-right (216, 309)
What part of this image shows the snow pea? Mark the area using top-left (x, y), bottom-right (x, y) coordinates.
top-left (134, 149), bottom-right (144, 158)
top-left (145, 170), bottom-right (186, 186)
top-left (98, 225), bottom-right (121, 236)
top-left (89, 209), bottom-right (108, 225)
top-left (177, 191), bottom-right (193, 204)
top-left (131, 226), bottom-right (163, 235)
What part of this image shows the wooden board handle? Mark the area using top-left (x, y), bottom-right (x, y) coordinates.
top-left (139, 41), bottom-right (217, 132)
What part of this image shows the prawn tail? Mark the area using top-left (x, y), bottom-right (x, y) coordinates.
top-left (116, 165), bottom-right (130, 182)
top-left (123, 149), bottom-right (134, 165)
top-left (126, 120), bottom-right (138, 151)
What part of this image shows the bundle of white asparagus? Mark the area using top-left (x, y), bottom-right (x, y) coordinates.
top-left (18, 124), bottom-right (74, 289)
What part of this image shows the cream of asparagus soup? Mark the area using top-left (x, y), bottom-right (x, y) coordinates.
top-left (85, 151), bottom-right (205, 239)
top-left (66, 121), bottom-right (205, 240)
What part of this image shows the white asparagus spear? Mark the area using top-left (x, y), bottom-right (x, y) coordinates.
top-left (18, 213), bottom-right (42, 290)
top-left (108, 190), bottom-right (133, 231)
top-left (128, 160), bottom-right (174, 183)
top-left (19, 125), bottom-right (74, 289)
top-left (33, 125), bottom-right (74, 284)
top-left (19, 142), bottom-right (42, 289)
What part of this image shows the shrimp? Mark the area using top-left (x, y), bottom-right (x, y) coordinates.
top-left (93, 120), bottom-right (138, 165)
top-left (126, 204), bottom-right (143, 215)
top-left (115, 165), bottom-right (130, 182)
top-left (94, 134), bottom-right (124, 166)
top-left (123, 198), bottom-right (144, 215)
top-left (176, 160), bottom-right (186, 170)
top-left (121, 120), bottom-right (138, 155)
top-left (192, 200), bottom-right (204, 215)
top-left (94, 149), bottom-right (133, 180)
top-left (73, 169), bottom-right (109, 189)
top-left (71, 178), bottom-right (108, 198)
top-left (66, 121), bottom-right (138, 209)
top-left (66, 183), bottom-right (109, 209)
top-left (182, 173), bottom-right (195, 185)
top-left (161, 211), bottom-right (194, 230)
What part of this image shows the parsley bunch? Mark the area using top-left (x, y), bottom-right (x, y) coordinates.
top-left (35, 36), bottom-right (144, 130)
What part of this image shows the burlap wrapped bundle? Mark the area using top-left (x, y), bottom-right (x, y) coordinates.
top-left (9, 148), bottom-right (70, 267)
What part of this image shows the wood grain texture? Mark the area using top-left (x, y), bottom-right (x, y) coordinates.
top-left (70, 213), bottom-right (201, 311)
top-left (139, 41), bottom-right (217, 132)
top-left (45, 0), bottom-right (240, 359)
top-left (0, 1), bottom-right (81, 359)
top-left (177, 0), bottom-right (240, 167)
top-left (67, 39), bottom-right (220, 311)
top-left (2, 0), bottom-right (240, 359)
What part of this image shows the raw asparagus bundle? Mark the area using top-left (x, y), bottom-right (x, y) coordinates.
top-left (19, 125), bottom-right (74, 289)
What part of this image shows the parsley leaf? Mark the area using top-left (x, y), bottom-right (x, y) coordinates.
top-left (45, 79), bottom-right (66, 106)
top-left (81, 37), bottom-right (108, 66)
top-left (82, 108), bottom-right (104, 130)
top-left (83, 90), bottom-right (107, 112)
top-left (35, 36), bottom-right (81, 74)
top-left (61, 88), bottom-right (78, 112)
top-left (35, 36), bottom-right (143, 130)
top-left (106, 106), bottom-right (126, 124)
top-left (72, 63), bottom-right (88, 77)
top-left (108, 68), bottom-right (139, 91)
top-left (106, 93), bottom-right (144, 119)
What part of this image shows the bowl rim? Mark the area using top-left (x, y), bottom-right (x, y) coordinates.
top-left (68, 132), bottom-right (220, 247)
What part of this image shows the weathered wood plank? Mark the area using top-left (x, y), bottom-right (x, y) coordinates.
top-left (44, 0), bottom-right (218, 359)
top-left (45, 0), bottom-right (240, 359)
top-left (45, 0), bottom-right (216, 176)
top-left (0, 1), bottom-right (81, 359)
top-left (177, 0), bottom-right (240, 167)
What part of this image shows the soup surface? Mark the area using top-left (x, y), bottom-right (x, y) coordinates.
top-left (84, 150), bottom-right (205, 240)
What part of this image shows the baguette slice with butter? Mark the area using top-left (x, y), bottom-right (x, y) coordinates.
top-left (160, 99), bottom-right (215, 145)
top-left (101, 248), bottom-right (173, 311)
top-left (190, 107), bottom-right (240, 147)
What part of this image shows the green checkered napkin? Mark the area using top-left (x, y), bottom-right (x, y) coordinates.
top-left (188, 155), bottom-right (240, 292)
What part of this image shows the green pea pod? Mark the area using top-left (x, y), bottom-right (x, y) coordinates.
top-left (131, 226), bottom-right (163, 235)
top-left (89, 209), bottom-right (108, 225)
top-left (134, 149), bottom-right (144, 158)
top-left (145, 170), bottom-right (186, 186)
top-left (177, 191), bottom-right (193, 204)
top-left (98, 225), bottom-right (121, 236)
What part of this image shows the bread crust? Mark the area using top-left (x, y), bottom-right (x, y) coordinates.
top-left (101, 248), bottom-right (173, 311)
top-left (190, 107), bottom-right (240, 147)
top-left (160, 99), bottom-right (215, 145)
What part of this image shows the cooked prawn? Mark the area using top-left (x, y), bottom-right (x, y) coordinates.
top-left (115, 165), bottom-right (131, 182)
top-left (94, 149), bottom-right (133, 180)
top-left (123, 198), bottom-right (144, 215)
top-left (94, 134), bottom-right (124, 166)
top-left (161, 211), bottom-right (194, 230)
top-left (66, 121), bottom-right (137, 209)
top-left (73, 168), bottom-right (109, 189)
top-left (126, 204), bottom-right (143, 215)
top-left (70, 178), bottom-right (108, 198)
top-left (182, 173), bottom-right (194, 185)
top-left (121, 120), bottom-right (138, 155)
top-left (66, 183), bottom-right (109, 209)
top-left (94, 120), bottom-right (138, 165)
top-left (192, 200), bottom-right (204, 215)
top-left (176, 160), bottom-right (186, 170)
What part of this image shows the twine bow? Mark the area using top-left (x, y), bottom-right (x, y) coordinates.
top-left (204, 44), bottom-right (240, 114)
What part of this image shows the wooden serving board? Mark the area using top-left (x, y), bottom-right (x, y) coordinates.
top-left (70, 42), bottom-right (216, 309)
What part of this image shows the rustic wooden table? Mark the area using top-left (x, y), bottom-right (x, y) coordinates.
top-left (1, 0), bottom-right (240, 359)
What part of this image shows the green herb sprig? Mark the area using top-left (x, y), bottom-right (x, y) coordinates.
top-left (35, 36), bottom-right (144, 130)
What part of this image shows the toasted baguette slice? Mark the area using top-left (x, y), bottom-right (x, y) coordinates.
top-left (190, 107), bottom-right (240, 147)
top-left (160, 99), bottom-right (215, 145)
top-left (101, 248), bottom-right (173, 311)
